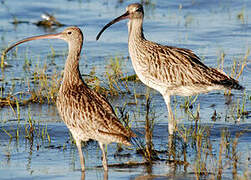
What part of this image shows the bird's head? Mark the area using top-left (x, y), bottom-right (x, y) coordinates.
top-left (96, 3), bottom-right (144, 40)
top-left (2, 26), bottom-right (83, 58)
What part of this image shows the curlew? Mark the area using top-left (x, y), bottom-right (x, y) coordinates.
top-left (3, 26), bottom-right (136, 171)
top-left (96, 3), bottom-right (244, 134)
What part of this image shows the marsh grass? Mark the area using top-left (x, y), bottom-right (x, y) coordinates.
top-left (125, 88), bottom-right (161, 162)
top-left (225, 49), bottom-right (249, 95)
top-left (0, 54), bottom-right (135, 108)
top-left (0, 64), bottom-right (61, 107)
top-left (224, 91), bottom-right (249, 123)
top-left (104, 56), bottom-right (131, 96)
top-left (216, 49), bottom-right (249, 101)
top-left (234, 92), bottom-right (249, 120)
top-left (180, 95), bottom-right (198, 113)
top-left (1, 45), bottom-right (250, 179)
top-left (1, 104), bottom-right (51, 145)
top-left (125, 92), bottom-right (250, 179)
top-left (237, 7), bottom-right (248, 24)
top-left (173, 124), bottom-right (250, 179)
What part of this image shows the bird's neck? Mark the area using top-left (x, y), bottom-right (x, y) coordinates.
top-left (128, 18), bottom-right (145, 42)
top-left (62, 42), bottom-right (84, 87)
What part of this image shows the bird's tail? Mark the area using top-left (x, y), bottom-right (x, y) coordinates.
top-left (215, 79), bottom-right (244, 90)
top-left (209, 68), bottom-right (244, 90)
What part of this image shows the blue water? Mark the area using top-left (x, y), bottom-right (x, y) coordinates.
top-left (0, 0), bottom-right (250, 179)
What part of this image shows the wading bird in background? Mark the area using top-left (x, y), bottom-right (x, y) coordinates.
top-left (3, 26), bottom-right (136, 172)
top-left (96, 3), bottom-right (244, 134)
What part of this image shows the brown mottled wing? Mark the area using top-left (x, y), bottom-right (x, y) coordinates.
top-left (142, 42), bottom-right (231, 87)
top-left (62, 84), bottom-right (135, 138)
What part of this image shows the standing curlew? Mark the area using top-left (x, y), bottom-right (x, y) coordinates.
top-left (3, 26), bottom-right (136, 171)
top-left (96, 3), bottom-right (244, 134)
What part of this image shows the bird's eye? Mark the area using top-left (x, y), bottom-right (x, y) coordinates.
top-left (136, 7), bottom-right (142, 12)
top-left (68, 31), bottom-right (72, 35)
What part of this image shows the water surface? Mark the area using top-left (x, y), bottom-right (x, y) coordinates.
top-left (0, 0), bottom-right (250, 179)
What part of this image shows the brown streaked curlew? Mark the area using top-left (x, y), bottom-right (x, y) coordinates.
top-left (96, 3), bottom-right (244, 134)
top-left (3, 26), bottom-right (136, 171)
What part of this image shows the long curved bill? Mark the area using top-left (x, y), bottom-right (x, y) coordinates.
top-left (96, 11), bottom-right (129, 41)
top-left (2, 33), bottom-right (63, 56)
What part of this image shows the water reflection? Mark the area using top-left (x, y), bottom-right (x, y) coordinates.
top-left (26, 139), bottom-right (34, 174)
top-left (80, 170), bottom-right (108, 180)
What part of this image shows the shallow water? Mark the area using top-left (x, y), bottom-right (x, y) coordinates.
top-left (0, 0), bottom-right (251, 179)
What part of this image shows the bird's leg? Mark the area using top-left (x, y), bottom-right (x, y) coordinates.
top-left (76, 140), bottom-right (85, 172)
top-left (164, 95), bottom-right (176, 135)
top-left (81, 171), bottom-right (85, 180)
top-left (99, 142), bottom-right (108, 171)
top-left (104, 169), bottom-right (108, 180)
